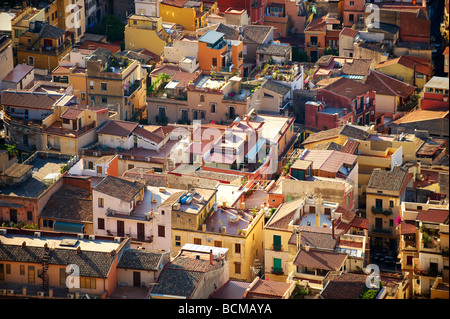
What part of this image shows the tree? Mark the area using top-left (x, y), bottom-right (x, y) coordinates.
top-left (89, 15), bottom-right (125, 42)
top-left (324, 47), bottom-right (339, 56)
top-left (292, 47), bottom-right (310, 62)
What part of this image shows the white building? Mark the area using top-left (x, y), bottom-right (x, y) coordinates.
top-left (135, 0), bottom-right (160, 17)
top-left (92, 175), bottom-right (184, 251)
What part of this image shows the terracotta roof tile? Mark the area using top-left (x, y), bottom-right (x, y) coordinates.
top-left (367, 166), bottom-right (411, 192)
top-left (321, 77), bottom-right (373, 99)
top-left (399, 220), bottom-right (416, 235)
top-left (319, 273), bottom-right (368, 299)
top-left (293, 248), bottom-right (347, 271)
top-left (97, 120), bottom-right (139, 137)
top-left (94, 175), bottom-right (145, 202)
top-left (79, 40), bottom-right (121, 53)
top-left (394, 109), bottom-right (449, 124)
top-left (416, 208), bottom-right (449, 224)
top-left (245, 280), bottom-right (294, 299)
top-left (376, 55), bottom-right (433, 75)
top-left (1, 90), bottom-right (64, 110)
top-left (340, 27), bottom-right (359, 38)
top-left (364, 69), bottom-right (416, 98)
top-left (2, 64), bottom-right (34, 83)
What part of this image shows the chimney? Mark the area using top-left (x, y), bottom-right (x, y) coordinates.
top-left (76, 246), bottom-right (81, 254)
top-left (110, 249), bottom-right (116, 256)
top-left (210, 249), bottom-right (213, 265)
top-left (315, 211), bottom-right (320, 227)
top-left (22, 241), bottom-right (26, 248)
top-left (331, 219), bottom-right (335, 239)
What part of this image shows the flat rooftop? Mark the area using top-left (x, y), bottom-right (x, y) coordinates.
top-left (194, 74), bottom-right (226, 89)
top-left (0, 232), bottom-right (121, 253)
top-left (1, 155), bottom-right (69, 198)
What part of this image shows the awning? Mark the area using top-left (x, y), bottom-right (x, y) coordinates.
top-left (53, 221), bottom-right (85, 233)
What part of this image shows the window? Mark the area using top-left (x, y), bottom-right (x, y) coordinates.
top-left (210, 103), bottom-right (216, 113)
top-left (97, 166), bottom-right (103, 174)
top-left (390, 200), bottom-right (394, 208)
top-left (235, 263), bottom-right (241, 274)
top-left (273, 258), bottom-right (282, 272)
top-left (200, 94), bottom-right (205, 102)
top-left (6, 264), bottom-right (10, 275)
top-left (43, 219), bottom-right (53, 228)
top-left (80, 277), bottom-right (96, 289)
top-left (200, 111), bottom-right (206, 120)
top-left (350, 1), bottom-right (354, 5)
top-left (158, 225), bottom-right (165, 237)
top-left (214, 240), bottom-right (222, 247)
top-left (62, 118), bottom-right (70, 125)
top-left (101, 97), bottom-right (107, 103)
top-left (98, 198), bottom-right (104, 208)
top-left (0, 264), bottom-right (4, 281)
top-left (194, 238), bottom-right (202, 245)
top-left (27, 211), bottom-right (33, 221)
top-left (28, 56), bottom-right (34, 65)
top-left (20, 265), bottom-right (25, 276)
top-left (98, 218), bottom-right (105, 230)
top-left (101, 82), bottom-right (107, 91)
top-left (416, 74), bottom-right (424, 79)
top-left (389, 219), bottom-right (394, 227)
top-left (235, 243), bottom-right (241, 254)
top-left (375, 199), bottom-right (383, 209)
top-left (87, 161), bottom-right (94, 170)
top-left (175, 235), bottom-right (181, 246)
top-left (81, 92), bottom-right (86, 100)
top-left (273, 235), bottom-right (282, 251)
top-left (212, 58), bottom-right (217, 67)
top-left (89, 81), bottom-right (94, 90)
top-left (406, 255), bottom-right (413, 265)
top-left (28, 266), bottom-right (35, 283)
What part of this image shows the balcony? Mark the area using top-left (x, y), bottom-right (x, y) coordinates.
top-left (271, 267), bottom-right (284, 275)
top-left (124, 80), bottom-right (142, 98)
top-left (371, 206), bottom-right (393, 216)
top-left (272, 244), bottom-right (283, 251)
top-left (43, 121), bottom-right (96, 138)
top-left (371, 227), bottom-right (393, 236)
top-left (306, 42), bottom-right (320, 48)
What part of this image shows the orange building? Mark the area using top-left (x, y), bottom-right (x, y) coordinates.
top-left (197, 30), bottom-right (244, 75)
top-left (304, 14), bottom-right (341, 62)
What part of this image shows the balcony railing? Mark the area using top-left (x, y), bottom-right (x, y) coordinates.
top-left (271, 267), bottom-right (284, 275)
top-left (272, 244), bottom-right (283, 251)
top-left (371, 206), bottom-right (393, 216)
top-left (371, 227), bottom-right (393, 235)
top-left (124, 80), bottom-right (142, 98)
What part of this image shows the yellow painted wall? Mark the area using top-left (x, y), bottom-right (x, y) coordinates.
top-left (124, 18), bottom-right (168, 56)
top-left (159, 3), bottom-right (197, 31)
top-left (375, 63), bottom-right (429, 89)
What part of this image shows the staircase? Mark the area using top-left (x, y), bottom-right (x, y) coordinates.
top-left (38, 246), bottom-right (50, 291)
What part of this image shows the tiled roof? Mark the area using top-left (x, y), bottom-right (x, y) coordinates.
top-left (266, 198), bottom-right (303, 229)
top-left (1, 163), bottom-right (33, 178)
top-left (117, 249), bottom-right (165, 270)
top-left (39, 185), bottom-right (92, 222)
top-left (94, 175), bottom-right (145, 202)
top-left (79, 41), bottom-right (121, 53)
top-left (293, 248), bottom-right (347, 271)
top-left (350, 217), bottom-right (369, 230)
top-left (319, 272), bottom-right (368, 299)
top-left (301, 149), bottom-right (357, 174)
top-left (321, 77), bottom-right (373, 100)
top-left (214, 23), bottom-right (240, 40)
top-left (241, 25), bottom-right (273, 44)
top-left (245, 280), bottom-right (294, 299)
top-left (376, 55), bottom-right (433, 75)
top-left (38, 23), bottom-right (66, 39)
top-left (340, 139), bottom-right (360, 154)
top-left (340, 27), bottom-right (359, 38)
top-left (150, 254), bottom-right (218, 298)
top-left (367, 166), bottom-right (410, 192)
top-left (2, 64), bottom-right (34, 83)
top-left (340, 59), bottom-right (373, 76)
top-left (364, 70), bottom-right (416, 98)
top-left (60, 108), bottom-right (83, 120)
top-left (0, 245), bottom-right (116, 278)
top-left (88, 47), bottom-right (114, 64)
top-left (133, 126), bottom-right (164, 144)
top-left (261, 79), bottom-right (291, 96)
top-left (302, 127), bottom-right (342, 145)
top-left (339, 125), bottom-right (370, 140)
top-left (313, 141), bottom-right (343, 151)
top-left (256, 43), bottom-right (291, 56)
top-left (393, 109), bottom-right (449, 124)
top-left (1, 90), bottom-right (64, 110)
top-left (161, 0), bottom-right (189, 7)
top-left (97, 120), bottom-right (139, 137)
top-left (300, 231), bottom-right (337, 251)
top-left (416, 208), bottom-right (449, 224)
top-left (416, 139), bottom-right (447, 156)
top-left (399, 220), bottom-right (416, 235)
